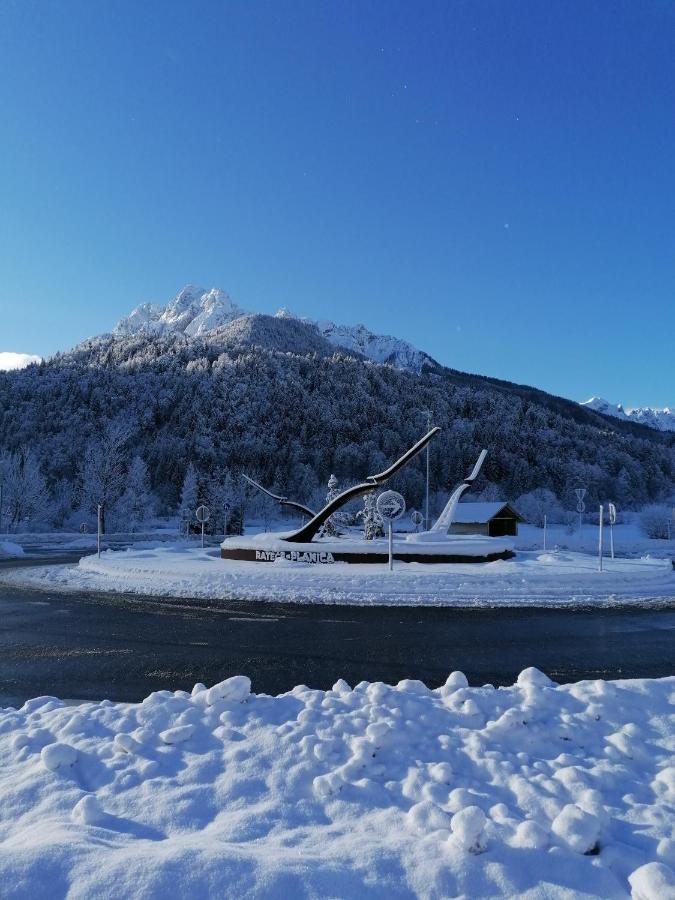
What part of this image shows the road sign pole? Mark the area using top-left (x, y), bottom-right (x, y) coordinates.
top-left (201, 520), bottom-right (205, 549)
top-left (543, 514), bottom-right (547, 552)
top-left (609, 519), bottom-right (614, 560)
top-left (97, 504), bottom-right (102, 559)
top-left (598, 504), bottom-right (603, 572)
top-left (376, 490), bottom-right (406, 573)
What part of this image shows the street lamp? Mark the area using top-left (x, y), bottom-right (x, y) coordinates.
top-left (425, 410), bottom-right (433, 530)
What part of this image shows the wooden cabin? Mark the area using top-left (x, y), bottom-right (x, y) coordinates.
top-left (449, 502), bottom-right (524, 537)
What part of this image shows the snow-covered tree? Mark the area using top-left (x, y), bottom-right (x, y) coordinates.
top-left (79, 420), bottom-right (132, 533)
top-left (323, 473), bottom-right (348, 537)
top-left (639, 504), bottom-right (672, 540)
top-left (115, 455), bottom-right (155, 532)
top-left (515, 488), bottom-right (567, 526)
top-left (0, 449), bottom-right (50, 531)
top-left (356, 491), bottom-right (384, 540)
top-left (177, 463), bottom-right (199, 535)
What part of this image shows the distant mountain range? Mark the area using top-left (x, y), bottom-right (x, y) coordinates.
top-left (581, 397), bottom-right (675, 433)
top-left (114, 285), bottom-right (437, 374)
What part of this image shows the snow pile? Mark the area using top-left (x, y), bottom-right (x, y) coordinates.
top-left (0, 671), bottom-right (673, 898)
top-left (0, 541), bottom-right (25, 559)
top-left (4, 544), bottom-right (674, 607)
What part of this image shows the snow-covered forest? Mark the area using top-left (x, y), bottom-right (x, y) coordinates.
top-left (0, 314), bottom-right (673, 532)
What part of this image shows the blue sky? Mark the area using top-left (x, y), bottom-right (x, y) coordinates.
top-left (1, 0), bottom-right (673, 407)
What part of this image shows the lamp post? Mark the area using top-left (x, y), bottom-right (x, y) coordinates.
top-left (423, 409), bottom-right (432, 530)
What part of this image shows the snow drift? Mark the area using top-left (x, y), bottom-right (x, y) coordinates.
top-left (0, 671), bottom-right (673, 898)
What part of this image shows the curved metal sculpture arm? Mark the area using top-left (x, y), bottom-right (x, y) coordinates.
top-left (430, 448), bottom-right (487, 533)
top-left (285, 427), bottom-right (441, 544)
top-left (242, 474), bottom-right (316, 520)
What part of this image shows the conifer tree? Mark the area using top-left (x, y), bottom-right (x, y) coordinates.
top-left (178, 463), bottom-right (199, 536)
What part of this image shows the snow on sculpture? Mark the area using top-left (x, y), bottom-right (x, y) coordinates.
top-left (430, 449), bottom-right (487, 533)
top-left (285, 428), bottom-right (441, 544)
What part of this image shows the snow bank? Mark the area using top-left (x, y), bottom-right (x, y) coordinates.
top-left (3, 544), bottom-right (674, 607)
top-left (0, 541), bottom-right (25, 559)
top-left (0, 671), bottom-right (673, 898)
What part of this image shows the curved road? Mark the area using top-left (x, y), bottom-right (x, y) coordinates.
top-left (0, 553), bottom-right (673, 706)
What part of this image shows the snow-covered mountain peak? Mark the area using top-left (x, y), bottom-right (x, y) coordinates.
top-left (114, 286), bottom-right (247, 338)
top-left (581, 397), bottom-right (675, 432)
top-left (114, 286), bottom-right (438, 374)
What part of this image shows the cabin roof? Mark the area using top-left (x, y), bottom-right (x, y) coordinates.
top-left (452, 501), bottom-right (524, 524)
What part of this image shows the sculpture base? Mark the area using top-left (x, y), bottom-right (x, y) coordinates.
top-left (220, 533), bottom-right (515, 565)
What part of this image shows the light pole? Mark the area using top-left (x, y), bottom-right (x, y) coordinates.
top-left (423, 409), bottom-right (432, 530)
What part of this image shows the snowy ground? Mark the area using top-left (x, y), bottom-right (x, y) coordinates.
top-left (0, 541), bottom-right (25, 559)
top-left (515, 522), bottom-right (674, 560)
top-left (0, 670), bottom-right (673, 898)
top-left (2, 544), bottom-right (673, 607)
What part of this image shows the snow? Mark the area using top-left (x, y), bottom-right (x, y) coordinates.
top-left (581, 397), bottom-right (675, 432)
top-left (114, 286), bottom-right (245, 338)
top-left (0, 670), bottom-right (673, 898)
top-left (41, 741), bottom-right (78, 772)
top-left (0, 541), bottom-right (25, 559)
top-left (629, 862), bottom-right (675, 899)
top-left (443, 501), bottom-right (516, 524)
top-left (2, 543), bottom-right (673, 607)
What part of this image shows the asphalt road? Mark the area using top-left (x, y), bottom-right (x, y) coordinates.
top-left (0, 553), bottom-right (673, 706)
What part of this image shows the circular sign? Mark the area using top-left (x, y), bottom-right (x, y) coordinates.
top-left (410, 510), bottom-right (423, 526)
top-left (576, 501), bottom-right (586, 514)
top-left (195, 504), bottom-right (210, 523)
top-left (608, 502), bottom-right (617, 525)
top-left (79, 523), bottom-right (89, 534)
top-left (376, 491), bottom-right (406, 522)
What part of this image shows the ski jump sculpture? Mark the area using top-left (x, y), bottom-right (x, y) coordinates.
top-left (242, 474), bottom-right (316, 520)
top-left (221, 434), bottom-right (513, 564)
top-left (284, 427), bottom-right (441, 543)
top-left (429, 448), bottom-right (488, 533)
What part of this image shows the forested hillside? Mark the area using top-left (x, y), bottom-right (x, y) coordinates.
top-left (0, 314), bottom-right (672, 532)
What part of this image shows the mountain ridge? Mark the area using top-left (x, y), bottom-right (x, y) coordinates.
top-left (113, 285), bottom-right (438, 374)
top-left (581, 397), bottom-right (675, 433)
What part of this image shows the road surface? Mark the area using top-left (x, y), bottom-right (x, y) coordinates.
top-left (0, 553), bottom-right (673, 705)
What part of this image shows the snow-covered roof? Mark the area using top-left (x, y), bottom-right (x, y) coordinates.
top-left (452, 502), bottom-right (522, 523)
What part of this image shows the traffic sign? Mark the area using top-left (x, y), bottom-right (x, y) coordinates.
top-left (377, 491), bottom-right (406, 522)
top-left (195, 505), bottom-right (210, 523)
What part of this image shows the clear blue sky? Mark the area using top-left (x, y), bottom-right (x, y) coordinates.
top-left (1, 0), bottom-right (673, 407)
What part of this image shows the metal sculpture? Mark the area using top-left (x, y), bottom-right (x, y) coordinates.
top-left (429, 448), bottom-right (487, 533)
top-left (285, 427), bottom-right (441, 544)
top-left (242, 474), bottom-right (316, 520)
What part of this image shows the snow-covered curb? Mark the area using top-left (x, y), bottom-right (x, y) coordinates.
top-left (1, 670), bottom-right (674, 898)
top-left (2, 545), bottom-right (674, 607)
top-left (0, 541), bottom-right (25, 559)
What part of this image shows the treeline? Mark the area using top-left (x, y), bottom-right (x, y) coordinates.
top-left (0, 328), bottom-right (672, 532)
